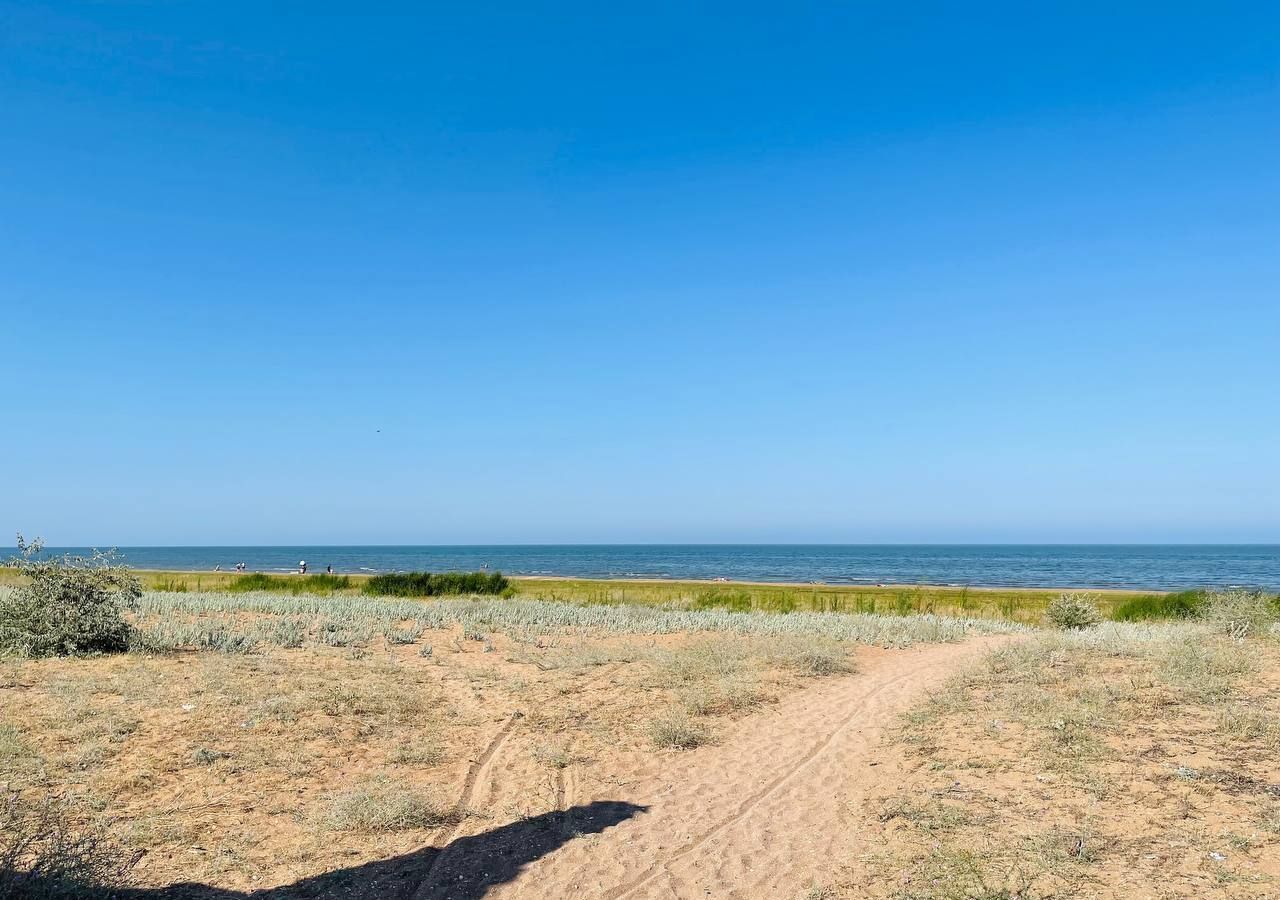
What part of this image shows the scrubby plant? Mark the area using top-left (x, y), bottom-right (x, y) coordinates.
top-left (321, 777), bottom-right (456, 831)
top-left (677, 676), bottom-right (764, 716)
top-left (531, 740), bottom-right (573, 769)
top-left (0, 792), bottom-right (125, 898)
top-left (772, 641), bottom-right (851, 676)
top-left (1045, 593), bottom-right (1102, 630)
top-left (1155, 633), bottom-right (1257, 701)
top-left (1199, 589), bottom-right (1278, 640)
top-left (0, 536), bottom-right (141, 658)
top-left (647, 709), bottom-right (709, 749)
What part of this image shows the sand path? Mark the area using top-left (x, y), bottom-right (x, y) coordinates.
top-left (415, 637), bottom-right (997, 900)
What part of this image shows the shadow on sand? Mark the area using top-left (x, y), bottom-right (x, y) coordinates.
top-left (5, 801), bottom-right (646, 900)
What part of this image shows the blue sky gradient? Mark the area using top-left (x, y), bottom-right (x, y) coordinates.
top-left (3, 2), bottom-right (1278, 544)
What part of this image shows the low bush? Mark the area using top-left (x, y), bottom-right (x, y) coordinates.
top-left (1111, 590), bottom-right (1204, 622)
top-left (0, 536), bottom-right (141, 658)
top-left (1045, 593), bottom-right (1102, 630)
top-left (1199, 589), bottom-right (1278, 640)
top-left (363, 571), bottom-right (510, 598)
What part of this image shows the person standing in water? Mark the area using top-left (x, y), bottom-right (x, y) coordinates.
top-left (299, 560), bottom-right (307, 575)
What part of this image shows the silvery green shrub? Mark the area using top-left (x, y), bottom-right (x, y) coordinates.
top-left (0, 535), bottom-right (141, 657)
top-left (1045, 592), bottom-right (1103, 630)
top-left (1200, 588), bottom-right (1278, 640)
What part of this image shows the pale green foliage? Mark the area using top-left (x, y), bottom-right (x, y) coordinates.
top-left (1156, 632), bottom-right (1257, 700)
top-left (1045, 592), bottom-right (1102, 630)
top-left (0, 536), bottom-right (142, 658)
top-left (115, 589), bottom-right (1023, 653)
top-left (1199, 588), bottom-right (1277, 640)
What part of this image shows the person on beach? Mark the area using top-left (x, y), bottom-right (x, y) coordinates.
top-left (326, 564), bottom-right (333, 575)
top-left (299, 560), bottom-right (307, 574)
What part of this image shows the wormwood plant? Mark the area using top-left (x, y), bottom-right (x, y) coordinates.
top-left (1200, 589), bottom-right (1278, 640)
top-left (1045, 592), bottom-right (1102, 630)
top-left (0, 535), bottom-right (142, 657)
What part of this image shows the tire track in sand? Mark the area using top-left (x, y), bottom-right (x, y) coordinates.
top-left (495, 637), bottom-right (1005, 900)
top-left (414, 711), bottom-right (519, 898)
top-left (599, 666), bottom-right (926, 900)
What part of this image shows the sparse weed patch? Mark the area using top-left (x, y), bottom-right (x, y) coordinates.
top-left (531, 740), bottom-right (573, 769)
top-left (1216, 705), bottom-right (1280, 749)
top-left (693, 589), bottom-right (754, 612)
top-left (321, 777), bottom-right (456, 831)
top-left (1199, 589), bottom-right (1278, 640)
top-left (861, 619), bottom-right (1278, 900)
top-left (1154, 633), bottom-right (1256, 701)
top-left (767, 637), bottom-right (852, 676)
top-left (390, 742), bottom-right (445, 767)
top-left (0, 792), bottom-right (126, 897)
top-left (647, 709), bottom-right (710, 750)
top-left (677, 676), bottom-right (766, 716)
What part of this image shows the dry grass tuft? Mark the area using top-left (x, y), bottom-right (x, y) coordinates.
top-left (531, 740), bottom-right (573, 769)
top-left (0, 792), bottom-right (126, 897)
top-left (321, 777), bottom-right (457, 832)
top-left (647, 709), bottom-right (710, 750)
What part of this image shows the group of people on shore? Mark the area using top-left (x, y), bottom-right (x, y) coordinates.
top-left (211, 561), bottom-right (331, 575)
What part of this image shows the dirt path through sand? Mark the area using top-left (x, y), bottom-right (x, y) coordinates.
top-left (416, 637), bottom-right (999, 900)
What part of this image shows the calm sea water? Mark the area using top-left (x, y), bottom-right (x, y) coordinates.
top-left (20, 545), bottom-right (1280, 590)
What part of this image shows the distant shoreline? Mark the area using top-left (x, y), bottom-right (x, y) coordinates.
top-left (123, 568), bottom-right (1165, 595)
top-left (10, 544), bottom-right (1273, 592)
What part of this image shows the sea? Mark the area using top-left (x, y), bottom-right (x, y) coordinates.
top-left (15, 545), bottom-right (1280, 591)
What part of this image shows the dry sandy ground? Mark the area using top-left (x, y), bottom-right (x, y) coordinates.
top-left (1, 626), bottom-right (997, 900)
top-left (420, 639), bottom-right (997, 900)
top-left (5, 625), bottom-right (1277, 899)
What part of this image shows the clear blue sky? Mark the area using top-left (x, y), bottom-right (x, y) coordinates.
top-left (2, 2), bottom-right (1278, 545)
